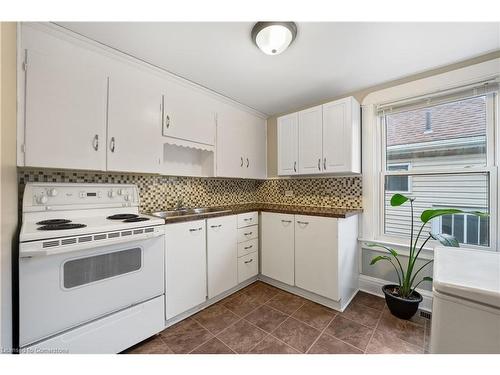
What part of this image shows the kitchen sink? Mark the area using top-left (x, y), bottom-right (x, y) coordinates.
top-left (151, 207), bottom-right (231, 219)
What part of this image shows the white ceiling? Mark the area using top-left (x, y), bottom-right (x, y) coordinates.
top-left (57, 22), bottom-right (500, 116)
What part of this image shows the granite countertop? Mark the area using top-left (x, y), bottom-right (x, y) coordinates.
top-left (151, 203), bottom-right (362, 224)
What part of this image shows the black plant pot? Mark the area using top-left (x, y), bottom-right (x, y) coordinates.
top-left (382, 285), bottom-right (423, 320)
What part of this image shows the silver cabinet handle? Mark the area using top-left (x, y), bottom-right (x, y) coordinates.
top-left (243, 218), bottom-right (252, 222)
top-left (244, 245), bottom-right (253, 250)
top-left (189, 227), bottom-right (203, 232)
top-left (92, 134), bottom-right (99, 151)
top-left (244, 258), bottom-right (253, 264)
top-left (294, 161), bottom-right (297, 172)
top-left (244, 231), bottom-right (253, 236)
top-left (240, 157), bottom-right (244, 167)
top-left (165, 114), bottom-right (170, 129)
top-left (110, 137), bottom-right (115, 153)
top-left (210, 224), bottom-right (222, 228)
top-left (297, 221), bottom-right (309, 225)
top-left (323, 157), bottom-right (326, 170)
top-left (318, 158), bottom-right (321, 171)
top-left (281, 219), bottom-right (292, 223)
top-left (246, 158), bottom-right (249, 168)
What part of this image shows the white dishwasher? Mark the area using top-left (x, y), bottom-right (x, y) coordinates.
top-left (430, 247), bottom-right (500, 354)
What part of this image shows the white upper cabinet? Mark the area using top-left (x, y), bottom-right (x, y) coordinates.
top-left (216, 102), bottom-right (267, 179)
top-left (277, 96), bottom-right (360, 176)
top-left (22, 32), bottom-right (108, 171)
top-left (298, 106), bottom-right (323, 175)
top-left (322, 97), bottom-right (360, 174)
top-left (107, 67), bottom-right (163, 173)
top-left (162, 79), bottom-right (216, 146)
top-left (277, 113), bottom-right (298, 175)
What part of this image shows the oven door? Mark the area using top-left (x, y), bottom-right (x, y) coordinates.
top-left (19, 235), bottom-right (164, 347)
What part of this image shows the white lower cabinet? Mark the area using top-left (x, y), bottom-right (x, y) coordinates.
top-left (165, 220), bottom-right (207, 320)
top-left (238, 252), bottom-right (259, 283)
top-left (295, 215), bottom-right (339, 301)
top-left (261, 212), bottom-right (295, 286)
top-left (207, 215), bottom-right (238, 299)
top-left (261, 212), bottom-right (359, 305)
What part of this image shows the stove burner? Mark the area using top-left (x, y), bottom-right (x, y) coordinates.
top-left (36, 219), bottom-right (72, 225)
top-left (107, 214), bottom-right (139, 220)
top-left (37, 223), bottom-right (87, 231)
top-left (123, 217), bottom-right (151, 223)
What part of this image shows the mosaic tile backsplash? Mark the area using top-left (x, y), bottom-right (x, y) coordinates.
top-left (18, 168), bottom-right (362, 213)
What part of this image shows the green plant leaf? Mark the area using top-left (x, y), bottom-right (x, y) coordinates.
top-left (366, 243), bottom-right (398, 257)
top-left (369, 255), bottom-right (391, 265)
top-left (420, 208), bottom-right (463, 224)
top-left (430, 232), bottom-right (460, 247)
top-left (422, 276), bottom-right (433, 282)
top-left (390, 193), bottom-right (409, 207)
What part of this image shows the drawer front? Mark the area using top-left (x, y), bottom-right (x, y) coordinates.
top-left (237, 225), bottom-right (258, 243)
top-left (238, 252), bottom-right (258, 283)
top-left (237, 239), bottom-right (258, 257)
top-left (237, 212), bottom-right (259, 228)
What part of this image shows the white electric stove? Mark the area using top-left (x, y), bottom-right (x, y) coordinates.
top-left (19, 183), bottom-right (166, 353)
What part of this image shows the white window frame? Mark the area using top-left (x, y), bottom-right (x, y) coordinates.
top-left (377, 92), bottom-right (498, 252)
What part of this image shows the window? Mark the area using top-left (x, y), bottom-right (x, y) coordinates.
top-left (431, 210), bottom-right (489, 246)
top-left (380, 93), bottom-right (496, 249)
top-left (386, 163), bottom-right (411, 192)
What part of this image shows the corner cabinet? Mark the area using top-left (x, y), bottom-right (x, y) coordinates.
top-left (215, 103), bottom-right (267, 179)
top-left (277, 96), bottom-right (360, 176)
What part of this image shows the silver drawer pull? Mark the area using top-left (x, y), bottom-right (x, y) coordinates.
top-left (244, 259), bottom-right (253, 264)
top-left (244, 218), bottom-right (253, 221)
top-left (281, 220), bottom-right (292, 223)
top-left (244, 245), bottom-right (253, 250)
top-left (210, 224), bottom-right (222, 228)
top-left (244, 231), bottom-right (253, 236)
top-left (297, 221), bottom-right (309, 225)
top-left (189, 227), bottom-right (203, 232)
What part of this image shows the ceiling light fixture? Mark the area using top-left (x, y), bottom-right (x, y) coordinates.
top-left (251, 22), bottom-right (297, 55)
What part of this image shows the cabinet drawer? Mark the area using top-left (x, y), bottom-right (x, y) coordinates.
top-left (237, 212), bottom-right (258, 228)
top-left (238, 252), bottom-right (258, 283)
top-left (237, 239), bottom-right (258, 257)
top-left (237, 225), bottom-right (258, 243)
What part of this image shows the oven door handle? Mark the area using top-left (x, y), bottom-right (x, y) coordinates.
top-left (19, 229), bottom-right (165, 258)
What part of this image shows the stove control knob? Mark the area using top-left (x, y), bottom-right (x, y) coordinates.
top-left (117, 189), bottom-right (124, 196)
top-left (108, 190), bottom-right (116, 198)
top-left (38, 195), bottom-right (48, 204)
top-left (124, 194), bottom-right (130, 201)
top-left (48, 188), bottom-right (58, 197)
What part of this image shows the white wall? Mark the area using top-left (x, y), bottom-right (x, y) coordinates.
top-left (0, 22), bottom-right (17, 353)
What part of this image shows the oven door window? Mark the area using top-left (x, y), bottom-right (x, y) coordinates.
top-left (63, 247), bottom-right (142, 289)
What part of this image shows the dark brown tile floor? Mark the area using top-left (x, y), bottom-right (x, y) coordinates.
top-left (125, 281), bottom-right (431, 354)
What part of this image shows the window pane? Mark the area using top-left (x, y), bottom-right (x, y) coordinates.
top-left (479, 216), bottom-right (489, 246)
top-left (466, 215), bottom-right (479, 245)
top-left (386, 175), bottom-right (409, 192)
top-left (385, 96), bottom-right (487, 169)
top-left (384, 173), bottom-right (489, 247)
top-left (442, 215), bottom-right (452, 235)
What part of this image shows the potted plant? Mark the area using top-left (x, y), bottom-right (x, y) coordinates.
top-left (367, 193), bottom-right (486, 320)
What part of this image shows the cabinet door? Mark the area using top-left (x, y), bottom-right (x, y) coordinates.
top-left (165, 220), bottom-right (207, 319)
top-left (24, 48), bottom-right (107, 170)
top-left (298, 106), bottom-right (323, 175)
top-left (244, 116), bottom-right (267, 179)
top-left (261, 212), bottom-right (295, 285)
top-left (107, 67), bottom-right (163, 173)
top-left (162, 79), bottom-right (216, 146)
top-left (295, 215), bottom-right (339, 300)
top-left (322, 97), bottom-right (360, 173)
top-left (277, 113), bottom-right (298, 175)
top-left (215, 104), bottom-right (247, 178)
top-left (207, 215), bottom-right (238, 299)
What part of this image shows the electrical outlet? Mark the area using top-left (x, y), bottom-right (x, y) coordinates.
top-left (284, 190), bottom-right (294, 197)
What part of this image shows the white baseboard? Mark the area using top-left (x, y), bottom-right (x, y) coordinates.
top-left (359, 274), bottom-right (433, 312)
